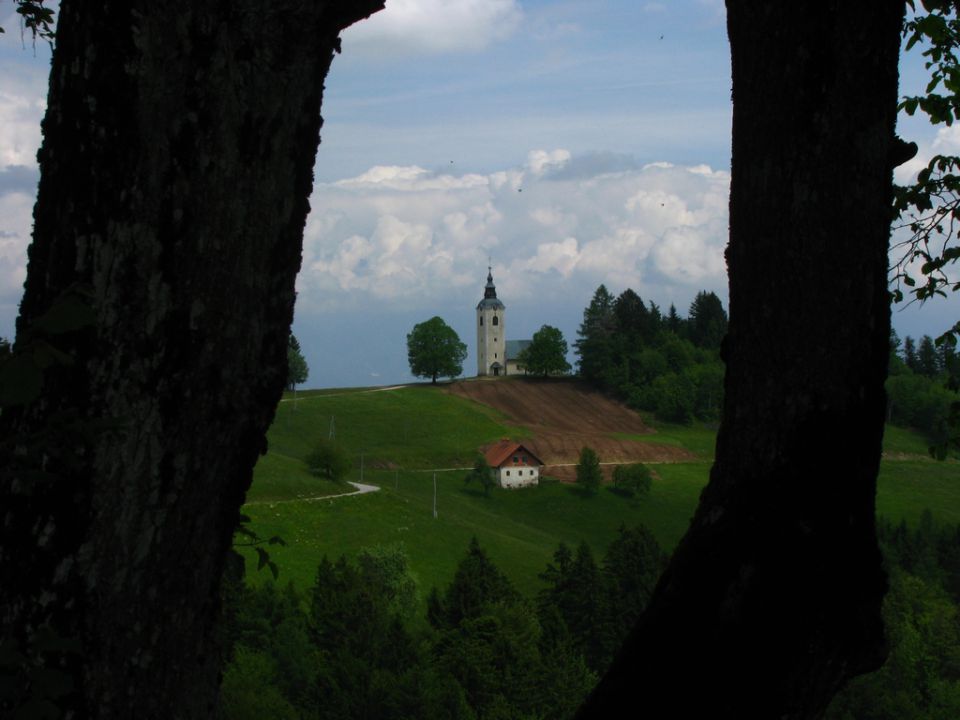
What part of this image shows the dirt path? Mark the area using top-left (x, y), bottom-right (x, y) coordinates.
top-left (279, 385), bottom-right (408, 402)
top-left (247, 481), bottom-right (381, 505)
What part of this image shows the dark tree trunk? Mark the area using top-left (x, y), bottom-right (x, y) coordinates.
top-left (579, 2), bottom-right (904, 718)
top-left (0, 2), bottom-right (382, 718)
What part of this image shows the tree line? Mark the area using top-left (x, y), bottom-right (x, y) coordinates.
top-left (220, 528), bottom-right (667, 720)
top-left (574, 285), bottom-right (727, 424)
top-left (888, 330), bottom-right (960, 448)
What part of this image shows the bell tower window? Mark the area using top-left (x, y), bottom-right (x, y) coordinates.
top-left (493, 316), bottom-right (499, 326)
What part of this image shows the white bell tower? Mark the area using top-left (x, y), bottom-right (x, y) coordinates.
top-left (476, 267), bottom-right (506, 376)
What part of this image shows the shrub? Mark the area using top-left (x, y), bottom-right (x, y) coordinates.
top-left (304, 438), bottom-right (351, 481)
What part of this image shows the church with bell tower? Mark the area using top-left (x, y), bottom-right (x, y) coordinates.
top-left (476, 268), bottom-right (506, 376)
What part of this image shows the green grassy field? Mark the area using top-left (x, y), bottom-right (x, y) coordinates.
top-left (241, 383), bottom-right (959, 604)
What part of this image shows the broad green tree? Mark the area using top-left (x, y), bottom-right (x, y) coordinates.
top-left (304, 438), bottom-right (351, 482)
top-left (406, 316), bottom-right (467, 385)
top-left (519, 325), bottom-right (572, 377)
top-left (611, 463), bottom-right (652, 498)
top-left (286, 334), bottom-right (309, 390)
top-left (464, 454), bottom-right (496, 497)
top-left (575, 446), bottom-right (602, 496)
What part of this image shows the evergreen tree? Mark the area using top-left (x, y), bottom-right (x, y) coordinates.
top-left (575, 285), bottom-right (616, 385)
top-left (917, 335), bottom-right (941, 378)
top-left (666, 303), bottom-right (684, 336)
top-left (602, 525), bottom-right (667, 642)
top-left (687, 290), bottom-right (728, 349)
top-left (614, 289), bottom-right (651, 342)
top-left (904, 335), bottom-right (919, 372)
top-left (430, 537), bottom-right (519, 630)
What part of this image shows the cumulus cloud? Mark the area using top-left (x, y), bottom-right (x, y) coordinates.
top-left (0, 191), bottom-right (32, 304)
top-left (0, 65), bottom-right (47, 168)
top-left (298, 150), bottom-right (731, 315)
top-left (342, 0), bottom-right (523, 58)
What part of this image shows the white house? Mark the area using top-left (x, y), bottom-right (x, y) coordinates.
top-left (483, 439), bottom-right (543, 488)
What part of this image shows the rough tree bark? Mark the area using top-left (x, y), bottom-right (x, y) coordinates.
top-left (0, 2), bottom-right (383, 718)
top-left (579, 2), bottom-right (905, 718)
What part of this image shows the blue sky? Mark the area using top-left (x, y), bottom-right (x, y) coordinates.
top-left (1, 1), bottom-right (958, 387)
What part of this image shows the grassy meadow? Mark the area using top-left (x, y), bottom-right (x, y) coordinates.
top-left (239, 382), bottom-right (959, 604)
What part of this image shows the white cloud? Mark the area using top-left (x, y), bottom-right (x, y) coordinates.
top-left (299, 150), bottom-right (731, 314)
top-left (525, 148), bottom-right (571, 176)
top-left (0, 64), bottom-right (47, 167)
top-left (342, 0), bottom-right (523, 58)
top-left (0, 192), bottom-right (32, 304)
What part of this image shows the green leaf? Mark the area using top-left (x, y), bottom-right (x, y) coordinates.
top-left (255, 546), bottom-right (270, 571)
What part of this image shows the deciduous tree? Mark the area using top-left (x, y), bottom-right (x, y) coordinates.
top-left (304, 438), bottom-right (351, 482)
top-left (519, 324), bottom-right (572, 377)
top-left (407, 316), bottom-right (467, 385)
top-left (575, 446), bottom-right (602, 497)
top-left (579, 2), bottom-right (905, 716)
top-left (286, 334), bottom-right (309, 391)
top-left (464, 454), bottom-right (496, 497)
top-left (611, 463), bottom-right (652, 498)
top-left (0, 2), bottom-right (384, 718)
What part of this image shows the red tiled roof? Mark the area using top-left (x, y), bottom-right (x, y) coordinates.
top-left (483, 439), bottom-right (543, 468)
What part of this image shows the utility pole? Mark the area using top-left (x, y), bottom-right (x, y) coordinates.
top-left (329, 415), bottom-right (335, 440)
top-left (360, 453), bottom-right (364, 484)
top-left (433, 473), bottom-right (438, 519)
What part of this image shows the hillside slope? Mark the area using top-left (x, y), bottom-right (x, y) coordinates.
top-left (446, 377), bottom-right (695, 479)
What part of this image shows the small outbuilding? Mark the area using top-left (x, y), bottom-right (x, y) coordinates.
top-left (483, 439), bottom-right (543, 489)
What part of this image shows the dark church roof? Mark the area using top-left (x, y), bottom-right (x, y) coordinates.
top-left (505, 340), bottom-right (531, 361)
top-left (476, 268), bottom-right (505, 310)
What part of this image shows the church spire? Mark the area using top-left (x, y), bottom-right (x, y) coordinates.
top-left (484, 266), bottom-right (498, 300)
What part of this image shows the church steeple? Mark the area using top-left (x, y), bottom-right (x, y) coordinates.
top-left (484, 266), bottom-right (498, 300)
top-left (476, 266), bottom-right (505, 376)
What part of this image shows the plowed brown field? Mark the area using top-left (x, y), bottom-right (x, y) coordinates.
top-left (446, 378), bottom-right (695, 481)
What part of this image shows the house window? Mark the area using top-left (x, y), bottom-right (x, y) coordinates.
top-left (493, 316), bottom-right (499, 326)
top-left (480, 316), bottom-right (483, 326)
top-left (529, 470), bottom-right (534, 476)
top-left (506, 470), bottom-right (510, 476)
top-left (513, 456), bottom-right (518, 463)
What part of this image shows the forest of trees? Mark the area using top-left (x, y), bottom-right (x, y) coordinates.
top-left (573, 286), bottom-right (727, 424)
top-left (220, 529), bottom-right (667, 720)
top-left (827, 513), bottom-right (960, 719)
top-left (222, 514), bottom-right (960, 720)
top-left (888, 331), bottom-right (960, 447)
